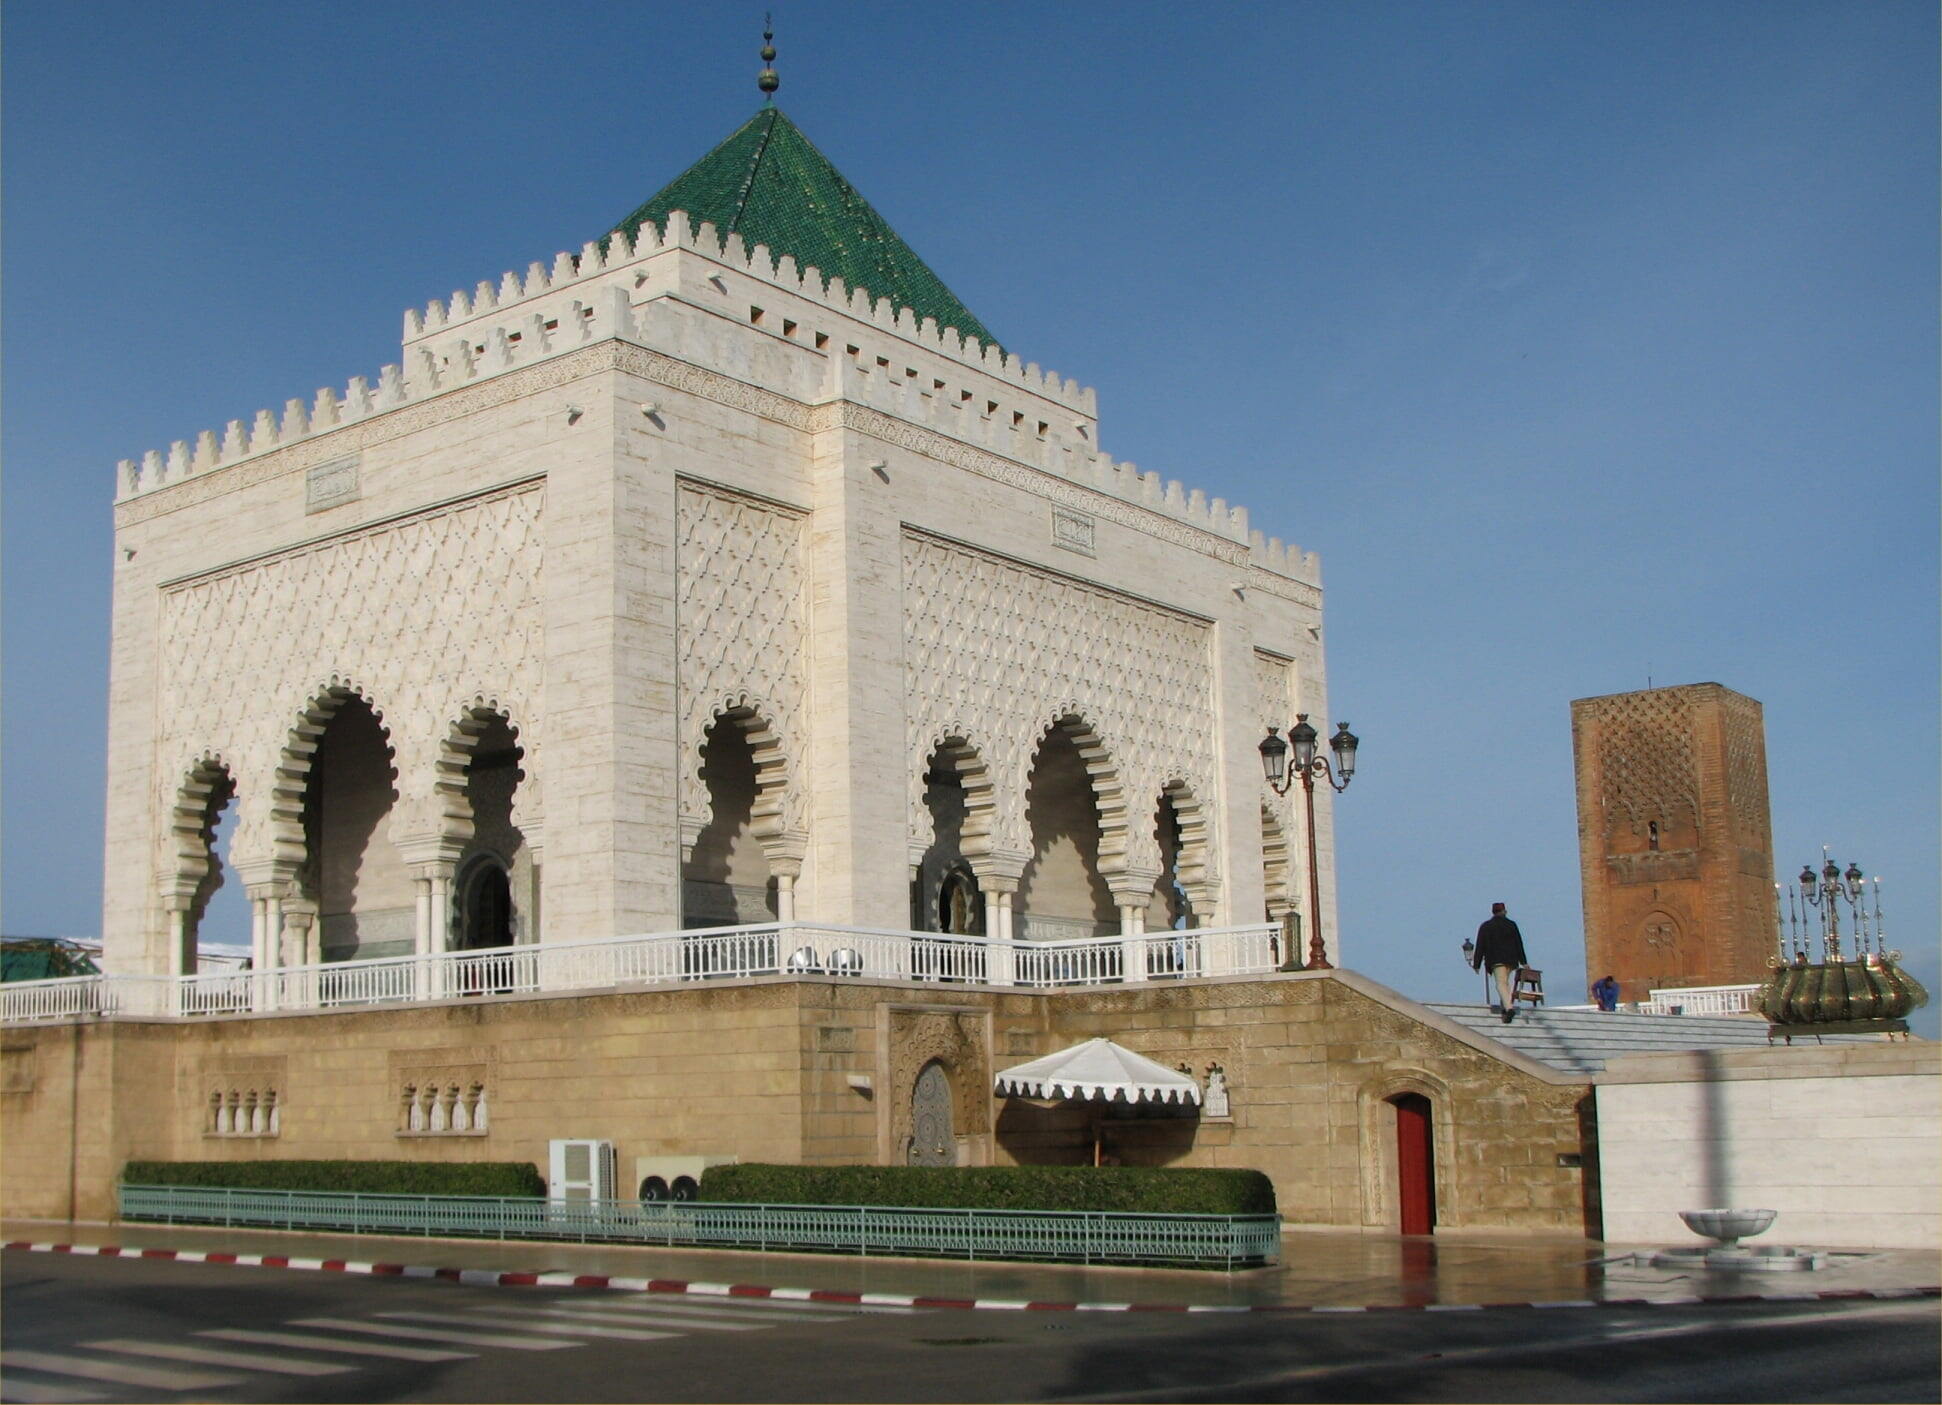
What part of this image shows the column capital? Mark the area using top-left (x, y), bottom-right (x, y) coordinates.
top-left (969, 850), bottom-right (1030, 886)
top-left (394, 831), bottom-right (466, 870)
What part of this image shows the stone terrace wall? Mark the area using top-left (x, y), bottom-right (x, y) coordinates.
top-left (2, 972), bottom-right (1593, 1235)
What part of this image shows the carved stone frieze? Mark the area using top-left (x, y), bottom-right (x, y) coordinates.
top-left (839, 404), bottom-right (1251, 564)
top-left (156, 484), bottom-right (544, 868)
top-left (902, 530), bottom-right (1217, 875)
top-left (675, 482), bottom-right (809, 836)
top-left (1594, 690), bottom-right (1699, 838)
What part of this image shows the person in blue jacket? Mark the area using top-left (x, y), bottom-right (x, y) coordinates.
top-left (1591, 974), bottom-right (1621, 1012)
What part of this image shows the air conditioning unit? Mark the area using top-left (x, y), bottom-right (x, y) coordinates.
top-left (549, 1138), bottom-right (616, 1203)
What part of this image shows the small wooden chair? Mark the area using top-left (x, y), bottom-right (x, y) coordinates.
top-left (1512, 967), bottom-right (1545, 1008)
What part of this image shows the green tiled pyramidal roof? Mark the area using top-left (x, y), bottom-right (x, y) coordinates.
top-left (611, 107), bottom-right (999, 350)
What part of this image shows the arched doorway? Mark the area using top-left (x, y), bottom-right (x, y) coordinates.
top-left (683, 713), bottom-right (775, 927)
top-left (1018, 720), bottom-right (1117, 942)
top-left (457, 859), bottom-right (512, 951)
top-left (908, 1061), bottom-right (957, 1166)
top-left (300, 693), bottom-right (403, 964)
top-left (1391, 1093), bottom-right (1437, 1235)
top-left (938, 865), bottom-right (984, 936)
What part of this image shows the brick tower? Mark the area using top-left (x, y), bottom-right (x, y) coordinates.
top-left (1570, 683), bottom-right (1776, 1003)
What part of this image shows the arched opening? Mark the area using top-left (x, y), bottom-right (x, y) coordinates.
top-left (913, 737), bottom-right (993, 932)
top-left (1147, 792), bottom-right (1195, 933)
top-left (1390, 1092), bottom-right (1437, 1235)
top-left (301, 694), bottom-right (406, 963)
top-left (457, 858), bottom-right (512, 952)
top-left (450, 711), bottom-right (527, 951)
top-left (908, 1060), bottom-right (957, 1166)
top-left (170, 761), bottom-right (250, 969)
top-left (682, 712), bottom-right (776, 927)
top-left (937, 866), bottom-right (984, 935)
top-left (1018, 720), bottom-right (1117, 942)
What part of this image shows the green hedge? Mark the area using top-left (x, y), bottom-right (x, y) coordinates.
top-left (699, 1164), bottom-right (1275, 1216)
top-left (122, 1160), bottom-right (544, 1198)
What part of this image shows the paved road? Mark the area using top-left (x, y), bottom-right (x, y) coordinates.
top-left (4, 1250), bottom-right (1937, 1402)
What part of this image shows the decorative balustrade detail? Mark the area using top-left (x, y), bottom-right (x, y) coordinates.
top-left (1, 922), bottom-right (1281, 1024)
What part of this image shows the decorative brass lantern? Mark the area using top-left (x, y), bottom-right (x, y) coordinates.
top-left (1758, 851), bottom-right (1928, 1041)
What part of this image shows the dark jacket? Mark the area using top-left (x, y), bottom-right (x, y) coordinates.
top-left (1472, 914), bottom-right (1527, 971)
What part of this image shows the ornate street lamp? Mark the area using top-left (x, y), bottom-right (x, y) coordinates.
top-left (1762, 846), bottom-right (1926, 1040)
top-left (1260, 714), bottom-right (1359, 971)
top-left (1786, 849), bottom-right (1878, 965)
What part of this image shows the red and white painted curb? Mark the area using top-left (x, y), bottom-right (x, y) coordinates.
top-left (7, 1240), bottom-right (1936, 1313)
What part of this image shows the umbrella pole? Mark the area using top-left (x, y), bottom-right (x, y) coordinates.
top-left (1092, 1102), bottom-right (1102, 1167)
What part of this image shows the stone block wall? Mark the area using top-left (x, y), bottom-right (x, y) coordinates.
top-left (2, 971), bottom-right (1594, 1235)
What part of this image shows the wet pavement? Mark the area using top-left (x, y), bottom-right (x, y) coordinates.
top-left (7, 1217), bottom-right (1937, 1309)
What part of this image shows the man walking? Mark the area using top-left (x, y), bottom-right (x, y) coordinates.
top-left (1472, 901), bottom-right (1528, 1023)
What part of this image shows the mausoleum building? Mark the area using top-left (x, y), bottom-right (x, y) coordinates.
top-left (102, 104), bottom-right (1333, 984)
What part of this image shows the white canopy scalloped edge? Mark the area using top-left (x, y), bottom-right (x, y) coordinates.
top-left (992, 1037), bottom-right (1203, 1105)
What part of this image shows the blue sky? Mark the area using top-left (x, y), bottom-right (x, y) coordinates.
top-left (4, 2), bottom-right (1935, 1031)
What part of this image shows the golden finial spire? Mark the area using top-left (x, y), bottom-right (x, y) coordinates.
top-left (758, 16), bottom-right (779, 100)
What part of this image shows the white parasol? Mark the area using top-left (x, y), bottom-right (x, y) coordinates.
top-left (995, 1039), bottom-right (1201, 1163)
top-left (994, 1038), bottom-right (1203, 1104)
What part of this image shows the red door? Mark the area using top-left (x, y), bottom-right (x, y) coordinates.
top-left (1394, 1094), bottom-right (1436, 1235)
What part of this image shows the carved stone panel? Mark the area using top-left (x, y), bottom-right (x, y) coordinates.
top-left (886, 1007), bottom-right (989, 1160)
top-left (902, 530), bottom-right (1216, 874)
top-left (1594, 690), bottom-right (1699, 838)
top-left (158, 484), bottom-right (545, 864)
top-left (675, 482), bottom-right (809, 837)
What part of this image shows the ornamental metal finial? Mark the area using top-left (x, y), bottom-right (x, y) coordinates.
top-left (758, 16), bottom-right (779, 99)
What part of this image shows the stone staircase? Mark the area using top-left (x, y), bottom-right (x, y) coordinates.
top-left (1420, 1002), bottom-right (1878, 1076)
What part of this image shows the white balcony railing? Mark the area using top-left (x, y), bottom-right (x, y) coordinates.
top-left (1636, 983), bottom-right (1763, 1017)
top-left (0, 921), bottom-right (1282, 1025)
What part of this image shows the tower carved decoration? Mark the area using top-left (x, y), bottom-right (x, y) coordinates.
top-left (674, 481), bottom-right (810, 855)
top-left (1570, 683), bottom-right (1775, 1002)
top-left (901, 530), bottom-right (1216, 885)
top-left (155, 484), bottom-right (545, 879)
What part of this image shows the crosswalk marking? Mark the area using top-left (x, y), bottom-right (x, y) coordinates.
top-left (0, 1350), bottom-right (242, 1392)
top-left (0, 1379), bottom-right (109, 1403)
top-left (382, 1310), bottom-right (677, 1342)
top-left (521, 1305), bottom-right (768, 1332)
top-left (561, 1298), bottom-right (818, 1324)
top-left (758, 1296), bottom-right (918, 1314)
top-left (85, 1338), bottom-right (357, 1376)
top-left (200, 1327), bottom-right (470, 1362)
top-left (288, 1316), bottom-right (575, 1350)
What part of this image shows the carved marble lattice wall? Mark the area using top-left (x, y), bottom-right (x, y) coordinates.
top-left (674, 482), bottom-right (810, 840)
top-left (157, 484), bottom-right (544, 869)
top-left (902, 531), bottom-right (1216, 877)
top-left (1594, 690), bottom-right (1698, 839)
top-left (1254, 649), bottom-right (1301, 819)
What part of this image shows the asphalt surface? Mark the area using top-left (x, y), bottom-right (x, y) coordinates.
top-left (4, 1248), bottom-right (1938, 1403)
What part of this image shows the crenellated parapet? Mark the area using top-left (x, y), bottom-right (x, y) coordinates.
top-left (112, 208), bottom-right (1318, 586)
top-left (114, 287), bottom-right (644, 502)
top-left (401, 210), bottom-right (1095, 417)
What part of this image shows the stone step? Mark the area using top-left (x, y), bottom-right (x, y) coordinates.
top-left (1420, 1002), bottom-right (1875, 1074)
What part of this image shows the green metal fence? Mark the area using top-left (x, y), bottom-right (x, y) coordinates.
top-left (118, 1184), bottom-right (1279, 1268)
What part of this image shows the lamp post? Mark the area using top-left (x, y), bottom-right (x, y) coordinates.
top-left (1260, 714), bottom-right (1358, 970)
top-left (1789, 848), bottom-right (1883, 964)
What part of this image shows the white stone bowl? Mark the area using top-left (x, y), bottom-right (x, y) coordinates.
top-left (1679, 1208), bottom-right (1777, 1244)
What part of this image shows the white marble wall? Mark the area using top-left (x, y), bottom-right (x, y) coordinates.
top-left (1594, 1044), bottom-right (1941, 1249)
